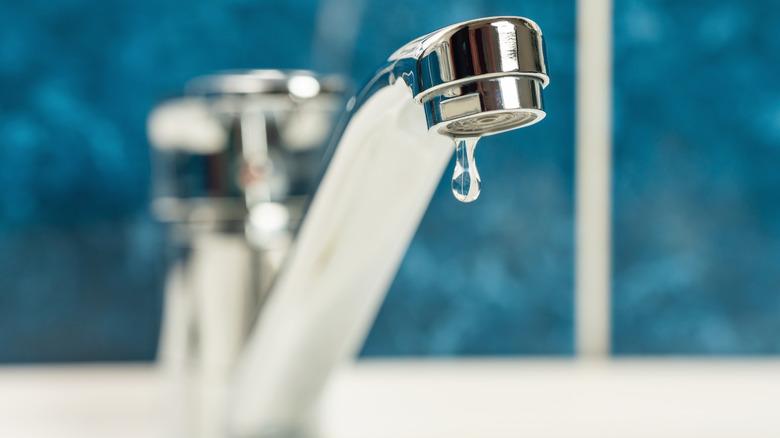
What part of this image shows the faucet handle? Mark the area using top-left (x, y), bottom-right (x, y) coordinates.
top-left (147, 70), bottom-right (347, 226)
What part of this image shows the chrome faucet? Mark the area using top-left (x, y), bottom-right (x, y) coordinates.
top-left (147, 70), bottom-right (347, 437)
top-left (226, 16), bottom-right (549, 437)
top-left (148, 15), bottom-right (549, 438)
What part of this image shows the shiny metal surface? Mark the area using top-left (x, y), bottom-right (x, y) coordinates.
top-left (426, 76), bottom-right (545, 136)
top-left (187, 69), bottom-right (347, 98)
top-left (147, 70), bottom-right (347, 438)
top-left (230, 16), bottom-right (550, 437)
top-left (389, 16), bottom-right (548, 135)
top-left (390, 17), bottom-right (548, 95)
top-left (148, 16), bottom-right (550, 438)
top-left (149, 69), bottom-right (346, 224)
top-left (329, 17), bottom-right (548, 144)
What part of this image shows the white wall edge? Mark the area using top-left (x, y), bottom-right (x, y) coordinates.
top-left (575, 0), bottom-right (613, 357)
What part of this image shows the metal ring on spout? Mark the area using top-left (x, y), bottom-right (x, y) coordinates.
top-left (422, 75), bottom-right (546, 136)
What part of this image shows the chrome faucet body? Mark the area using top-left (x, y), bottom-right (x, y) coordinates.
top-left (148, 70), bottom-right (347, 437)
top-left (228, 16), bottom-right (549, 436)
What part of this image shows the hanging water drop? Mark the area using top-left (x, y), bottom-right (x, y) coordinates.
top-left (450, 137), bottom-right (481, 203)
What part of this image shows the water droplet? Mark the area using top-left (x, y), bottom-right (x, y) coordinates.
top-left (450, 137), bottom-right (481, 203)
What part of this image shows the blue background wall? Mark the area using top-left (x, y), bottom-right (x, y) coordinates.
top-left (2, 0), bottom-right (777, 362)
top-left (0, 0), bottom-right (574, 361)
top-left (613, 0), bottom-right (780, 354)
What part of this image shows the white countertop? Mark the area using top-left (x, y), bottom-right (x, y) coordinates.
top-left (1, 359), bottom-right (779, 438)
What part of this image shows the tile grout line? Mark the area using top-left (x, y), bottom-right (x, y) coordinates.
top-left (575, 0), bottom-right (613, 357)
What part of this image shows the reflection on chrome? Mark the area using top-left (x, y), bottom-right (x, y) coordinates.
top-left (228, 16), bottom-right (549, 437)
top-left (149, 16), bottom-right (549, 438)
top-left (148, 70), bottom-right (347, 438)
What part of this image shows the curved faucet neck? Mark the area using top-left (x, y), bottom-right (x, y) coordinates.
top-left (229, 16), bottom-right (550, 436)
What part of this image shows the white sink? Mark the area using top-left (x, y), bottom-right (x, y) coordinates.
top-left (1, 359), bottom-right (778, 438)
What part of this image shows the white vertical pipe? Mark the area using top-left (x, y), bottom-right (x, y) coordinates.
top-left (576, 0), bottom-right (613, 357)
top-left (191, 233), bottom-right (252, 438)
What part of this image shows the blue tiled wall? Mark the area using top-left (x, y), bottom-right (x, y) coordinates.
top-left (613, 0), bottom-right (780, 354)
top-left (7, 0), bottom-right (776, 361)
top-left (0, 0), bottom-right (575, 361)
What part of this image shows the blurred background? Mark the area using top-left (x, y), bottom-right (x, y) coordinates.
top-left (0, 0), bottom-right (778, 365)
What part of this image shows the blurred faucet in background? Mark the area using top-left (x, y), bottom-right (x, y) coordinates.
top-left (148, 16), bottom-right (549, 437)
top-left (147, 70), bottom-right (347, 436)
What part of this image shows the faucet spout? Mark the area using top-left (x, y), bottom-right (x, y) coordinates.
top-left (229, 16), bottom-right (549, 436)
